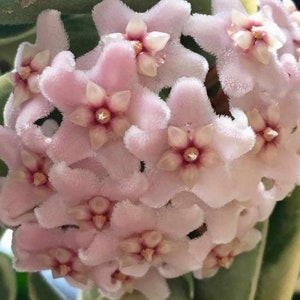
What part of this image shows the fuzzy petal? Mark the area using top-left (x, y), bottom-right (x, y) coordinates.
top-left (97, 140), bottom-right (140, 179)
top-left (35, 194), bottom-right (76, 228)
top-left (0, 127), bottom-right (21, 170)
top-left (40, 52), bottom-right (87, 113)
top-left (124, 126), bottom-right (168, 162)
top-left (168, 77), bottom-right (215, 127)
top-left (135, 268), bottom-right (170, 300)
top-left (140, 169), bottom-right (183, 208)
top-left (92, 0), bottom-right (132, 35)
top-left (35, 10), bottom-right (69, 57)
top-left (157, 204), bottom-right (204, 239)
top-left (110, 201), bottom-right (156, 237)
top-left (87, 42), bottom-right (138, 94)
top-left (79, 231), bottom-right (119, 266)
top-left (128, 85), bottom-right (170, 130)
top-left (48, 121), bottom-right (94, 165)
top-left (49, 162), bottom-right (102, 206)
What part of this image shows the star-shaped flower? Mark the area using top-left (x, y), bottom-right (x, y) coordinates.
top-left (125, 78), bottom-right (255, 208)
top-left (184, 0), bottom-right (289, 98)
top-left (80, 0), bottom-right (208, 92)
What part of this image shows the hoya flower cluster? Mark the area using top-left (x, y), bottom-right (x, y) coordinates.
top-left (1, 0), bottom-right (300, 299)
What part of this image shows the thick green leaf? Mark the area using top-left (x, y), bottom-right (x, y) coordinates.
top-left (16, 272), bottom-right (30, 300)
top-left (78, 287), bottom-right (101, 300)
top-left (0, 24), bottom-right (34, 39)
top-left (0, 74), bottom-right (12, 125)
top-left (28, 272), bottom-right (66, 300)
top-left (0, 226), bottom-right (6, 239)
top-left (0, 28), bottom-right (35, 71)
top-left (167, 278), bottom-right (191, 300)
top-left (183, 273), bottom-right (194, 300)
top-left (255, 187), bottom-right (300, 300)
top-left (0, 74), bottom-right (12, 176)
top-left (0, 252), bottom-right (17, 300)
top-left (195, 222), bottom-right (268, 300)
top-left (0, 0), bottom-right (212, 25)
top-left (63, 15), bottom-right (98, 58)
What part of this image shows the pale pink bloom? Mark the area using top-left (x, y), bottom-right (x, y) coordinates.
top-left (193, 228), bottom-right (261, 279)
top-left (34, 161), bottom-right (107, 230)
top-left (125, 78), bottom-right (255, 208)
top-left (171, 191), bottom-right (244, 244)
top-left (171, 182), bottom-right (276, 246)
top-left (184, 0), bottom-right (289, 97)
top-left (40, 43), bottom-right (169, 164)
top-left (79, 200), bottom-right (204, 278)
top-left (260, 0), bottom-right (300, 58)
top-left (230, 87), bottom-right (300, 201)
top-left (0, 127), bottom-right (54, 226)
top-left (13, 223), bottom-right (94, 288)
top-left (79, 0), bottom-right (208, 92)
top-left (93, 262), bottom-right (169, 300)
top-left (34, 159), bottom-right (148, 229)
top-left (7, 10), bottom-right (68, 108)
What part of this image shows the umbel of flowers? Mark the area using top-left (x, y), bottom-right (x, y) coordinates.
top-left (1, 0), bottom-right (300, 299)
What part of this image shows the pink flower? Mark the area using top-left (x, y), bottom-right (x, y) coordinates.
top-left (193, 228), bottom-right (261, 279)
top-left (184, 0), bottom-right (289, 97)
top-left (79, 200), bottom-right (204, 278)
top-left (34, 160), bottom-right (148, 230)
top-left (13, 223), bottom-right (94, 288)
top-left (230, 86), bottom-right (300, 201)
top-left (40, 43), bottom-right (169, 164)
top-left (79, 0), bottom-right (208, 92)
top-left (6, 10), bottom-right (68, 108)
top-left (0, 127), bottom-right (54, 226)
top-left (260, 0), bottom-right (300, 58)
top-left (93, 262), bottom-right (169, 300)
top-left (125, 77), bottom-right (255, 208)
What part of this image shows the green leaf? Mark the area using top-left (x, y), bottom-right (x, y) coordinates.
top-left (0, 0), bottom-right (212, 25)
top-left (0, 74), bottom-right (12, 177)
top-left (255, 187), bottom-right (300, 300)
top-left (0, 226), bottom-right (6, 239)
top-left (189, 0), bottom-right (211, 14)
top-left (78, 287), bottom-right (101, 300)
top-left (167, 277), bottom-right (191, 300)
top-left (183, 273), bottom-right (194, 300)
top-left (0, 74), bottom-right (13, 125)
top-left (28, 272), bottom-right (66, 300)
top-left (195, 222), bottom-right (268, 300)
top-left (0, 252), bottom-right (17, 300)
top-left (0, 24), bottom-right (34, 39)
top-left (0, 28), bottom-right (35, 71)
top-left (63, 15), bottom-right (98, 58)
top-left (16, 272), bottom-right (30, 300)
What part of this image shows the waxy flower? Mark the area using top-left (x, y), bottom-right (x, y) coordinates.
top-left (93, 262), bottom-right (169, 300)
top-left (79, 201), bottom-right (204, 278)
top-left (13, 223), bottom-right (95, 288)
top-left (34, 160), bottom-right (148, 230)
top-left (101, 13), bottom-right (171, 78)
top-left (184, 0), bottom-right (288, 97)
top-left (41, 42), bottom-right (170, 164)
top-left (230, 86), bottom-right (300, 201)
top-left (1, 1), bottom-right (299, 299)
top-left (193, 228), bottom-right (261, 279)
top-left (83, 0), bottom-right (208, 92)
top-left (7, 10), bottom-right (68, 107)
top-left (125, 77), bottom-right (255, 208)
top-left (260, 0), bottom-right (300, 58)
top-left (0, 127), bottom-right (53, 226)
